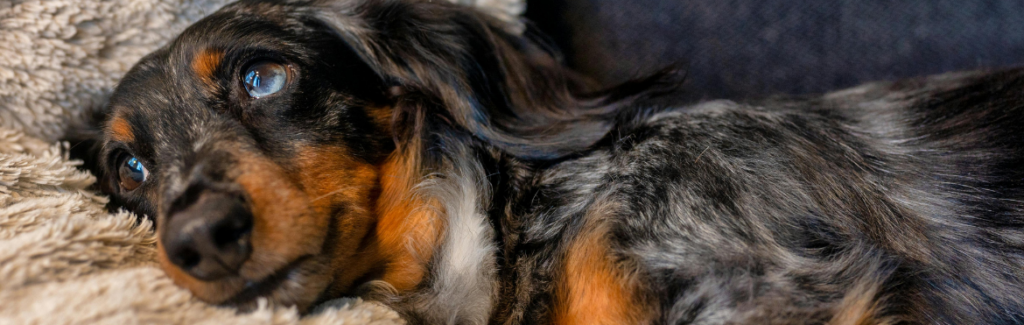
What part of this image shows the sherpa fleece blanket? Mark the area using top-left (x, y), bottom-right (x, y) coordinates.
top-left (0, 0), bottom-right (523, 324)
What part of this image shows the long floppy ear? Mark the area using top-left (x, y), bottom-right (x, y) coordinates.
top-left (310, 0), bottom-right (681, 160)
top-left (63, 104), bottom-right (129, 212)
top-left (64, 106), bottom-right (108, 185)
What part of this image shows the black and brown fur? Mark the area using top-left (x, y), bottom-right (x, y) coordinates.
top-left (76, 0), bottom-right (1024, 324)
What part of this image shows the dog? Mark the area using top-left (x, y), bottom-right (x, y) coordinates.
top-left (79, 0), bottom-right (1024, 323)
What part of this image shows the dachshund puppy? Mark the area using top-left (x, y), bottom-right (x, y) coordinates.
top-left (87, 0), bottom-right (1024, 323)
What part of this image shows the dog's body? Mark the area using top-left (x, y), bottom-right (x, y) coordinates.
top-left (84, 0), bottom-right (1024, 324)
top-left (491, 71), bottom-right (1024, 325)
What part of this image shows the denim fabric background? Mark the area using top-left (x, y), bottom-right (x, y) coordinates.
top-left (527, 0), bottom-right (1024, 101)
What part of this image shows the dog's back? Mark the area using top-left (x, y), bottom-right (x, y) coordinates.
top-left (491, 69), bottom-right (1024, 324)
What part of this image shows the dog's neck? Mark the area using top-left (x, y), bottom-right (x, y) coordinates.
top-left (330, 135), bottom-right (502, 323)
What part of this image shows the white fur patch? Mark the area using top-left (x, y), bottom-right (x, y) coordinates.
top-left (402, 143), bottom-right (497, 324)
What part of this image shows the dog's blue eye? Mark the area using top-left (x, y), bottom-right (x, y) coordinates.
top-left (118, 156), bottom-right (149, 191)
top-left (243, 62), bottom-right (287, 98)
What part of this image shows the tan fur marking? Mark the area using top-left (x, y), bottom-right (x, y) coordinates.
top-left (233, 153), bottom-right (322, 281)
top-left (291, 146), bottom-right (384, 294)
top-left (108, 117), bottom-right (134, 143)
top-left (829, 279), bottom-right (892, 325)
top-left (554, 203), bottom-right (652, 325)
top-left (372, 146), bottom-right (444, 292)
top-left (293, 145), bottom-right (378, 226)
top-left (366, 106), bottom-right (394, 133)
top-left (192, 48), bottom-right (224, 86)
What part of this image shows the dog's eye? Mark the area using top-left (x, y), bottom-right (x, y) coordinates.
top-left (243, 62), bottom-right (287, 98)
top-left (118, 156), bottom-right (149, 191)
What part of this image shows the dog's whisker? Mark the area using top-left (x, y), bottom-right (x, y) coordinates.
top-left (311, 186), bottom-right (356, 202)
top-left (694, 145), bottom-right (711, 163)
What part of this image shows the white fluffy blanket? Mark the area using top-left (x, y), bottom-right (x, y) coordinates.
top-left (0, 0), bottom-right (522, 323)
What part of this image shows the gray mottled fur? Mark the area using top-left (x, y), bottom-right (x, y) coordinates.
top-left (89, 0), bottom-right (1024, 323)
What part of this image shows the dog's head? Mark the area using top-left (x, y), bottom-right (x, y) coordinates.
top-left (89, 0), bottom-right (677, 311)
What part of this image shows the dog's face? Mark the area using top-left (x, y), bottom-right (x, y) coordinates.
top-left (98, 1), bottom-right (399, 310)
top-left (92, 0), bottom-right (666, 312)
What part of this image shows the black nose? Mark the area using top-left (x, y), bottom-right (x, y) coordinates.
top-left (162, 191), bottom-right (253, 281)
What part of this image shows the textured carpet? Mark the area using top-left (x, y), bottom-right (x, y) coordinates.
top-left (0, 0), bottom-right (522, 323)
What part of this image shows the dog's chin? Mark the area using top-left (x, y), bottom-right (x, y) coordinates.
top-left (183, 254), bottom-right (335, 313)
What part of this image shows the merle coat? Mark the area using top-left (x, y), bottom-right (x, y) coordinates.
top-left (77, 0), bottom-right (1024, 324)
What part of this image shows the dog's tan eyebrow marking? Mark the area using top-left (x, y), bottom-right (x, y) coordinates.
top-left (192, 48), bottom-right (225, 86)
top-left (108, 116), bottom-right (135, 143)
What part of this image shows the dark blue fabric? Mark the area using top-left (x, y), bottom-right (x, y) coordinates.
top-left (526, 0), bottom-right (1024, 100)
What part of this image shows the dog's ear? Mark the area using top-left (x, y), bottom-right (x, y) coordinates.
top-left (312, 0), bottom-right (681, 159)
top-left (64, 106), bottom-right (110, 192)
